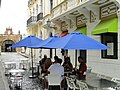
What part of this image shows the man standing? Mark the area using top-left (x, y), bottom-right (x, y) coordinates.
top-left (78, 56), bottom-right (87, 80)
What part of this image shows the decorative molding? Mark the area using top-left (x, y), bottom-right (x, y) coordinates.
top-left (100, 3), bottom-right (118, 19)
top-left (61, 21), bottom-right (68, 31)
top-left (90, 11), bottom-right (96, 23)
top-left (76, 14), bottom-right (87, 27)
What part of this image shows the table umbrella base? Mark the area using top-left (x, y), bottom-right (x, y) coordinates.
top-left (29, 75), bottom-right (37, 78)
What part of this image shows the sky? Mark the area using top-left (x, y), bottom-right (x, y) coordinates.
top-left (0, 0), bottom-right (28, 35)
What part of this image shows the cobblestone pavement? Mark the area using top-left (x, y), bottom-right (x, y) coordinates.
top-left (21, 71), bottom-right (42, 90)
top-left (0, 52), bottom-right (42, 90)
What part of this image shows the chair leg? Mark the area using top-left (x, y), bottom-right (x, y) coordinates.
top-left (67, 87), bottom-right (69, 90)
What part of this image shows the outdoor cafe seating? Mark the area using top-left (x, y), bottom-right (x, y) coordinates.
top-left (4, 62), bottom-right (17, 76)
top-left (65, 75), bottom-right (89, 90)
top-left (7, 69), bottom-right (25, 90)
top-left (40, 68), bottom-right (89, 90)
top-left (19, 58), bottom-right (29, 70)
top-left (48, 74), bottom-right (61, 90)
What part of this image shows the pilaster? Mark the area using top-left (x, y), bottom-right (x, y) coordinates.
top-left (117, 8), bottom-right (120, 59)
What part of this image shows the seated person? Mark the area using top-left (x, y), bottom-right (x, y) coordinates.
top-left (43, 58), bottom-right (64, 90)
top-left (48, 58), bottom-right (64, 79)
top-left (41, 58), bottom-right (52, 90)
top-left (62, 57), bottom-right (73, 72)
top-left (39, 55), bottom-right (47, 74)
top-left (42, 58), bottom-right (52, 75)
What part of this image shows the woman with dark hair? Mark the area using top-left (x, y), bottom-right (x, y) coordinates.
top-left (62, 57), bottom-right (73, 72)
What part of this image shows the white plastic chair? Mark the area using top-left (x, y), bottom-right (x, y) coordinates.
top-left (66, 77), bottom-right (79, 90)
top-left (48, 74), bottom-right (62, 89)
top-left (76, 80), bottom-right (89, 90)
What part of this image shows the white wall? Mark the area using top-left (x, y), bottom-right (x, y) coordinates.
top-left (86, 15), bottom-right (120, 78)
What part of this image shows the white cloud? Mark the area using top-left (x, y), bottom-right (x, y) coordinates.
top-left (0, 0), bottom-right (28, 34)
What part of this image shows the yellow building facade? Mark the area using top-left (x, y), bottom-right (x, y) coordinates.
top-left (0, 28), bottom-right (22, 52)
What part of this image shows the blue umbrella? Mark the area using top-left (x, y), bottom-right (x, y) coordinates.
top-left (42, 32), bottom-right (108, 50)
top-left (40, 32), bottom-right (108, 68)
top-left (29, 36), bottom-right (60, 56)
top-left (10, 35), bottom-right (43, 78)
top-left (10, 35), bottom-right (43, 48)
top-left (29, 36), bottom-right (60, 48)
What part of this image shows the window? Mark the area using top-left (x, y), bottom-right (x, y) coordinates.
top-left (36, 4), bottom-right (38, 15)
top-left (50, 0), bottom-right (53, 13)
top-left (33, 8), bottom-right (35, 16)
top-left (101, 33), bottom-right (118, 59)
top-left (79, 50), bottom-right (87, 63)
top-left (40, 0), bottom-right (43, 12)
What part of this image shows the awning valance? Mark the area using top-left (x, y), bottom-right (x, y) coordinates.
top-left (75, 27), bottom-right (87, 35)
top-left (60, 31), bottom-right (68, 37)
top-left (92, 18), bottom-right (118, 35)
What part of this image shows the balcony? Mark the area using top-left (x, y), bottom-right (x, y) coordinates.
top-left (37, 13), bottom-right (43, 22)
top-left (28, 0), bottom-right (32, 6)
top-left (51, 0), bottom-right (90, 19)
top-left (27, 16), bottom-right (37, 26)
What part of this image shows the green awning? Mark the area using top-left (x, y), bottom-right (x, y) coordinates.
top-left (92, 18), bottom-right (118, 35)
top-left (75, 27), bottom-right (87, 35)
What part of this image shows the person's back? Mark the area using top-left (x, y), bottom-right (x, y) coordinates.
top-left (49, 63), bottom-right (64, 75)
top-left (48, 58), bottom-right (64, 80)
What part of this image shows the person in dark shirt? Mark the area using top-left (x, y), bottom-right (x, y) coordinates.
top-left (39, 55), bottom-right (47, 65)
top-left (39, 54), bottom-right (47, 74)
top-left (62, 56), bottom-right (73, 72)
top-left (78, 56), bottom-right (87, 80)
top-left (42, 58), bottom-right (52, 74)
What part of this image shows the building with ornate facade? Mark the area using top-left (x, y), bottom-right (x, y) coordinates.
top-left (0, 27), bottom-right (22, 52)
top-left (27, 0), bottom-right (120, 80)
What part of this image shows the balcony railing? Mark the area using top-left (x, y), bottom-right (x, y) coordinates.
top-left (27, 16), bottom-right (37, 26)
top-left (37, 13), bottom-right (43, 21)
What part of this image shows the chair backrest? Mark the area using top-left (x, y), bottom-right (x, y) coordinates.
top-left (76, 80), bottom-right (89, 90)
top-left (66, 77), bottom-right (77, 89)
top-left (48, 74), bottom-right (61, 86)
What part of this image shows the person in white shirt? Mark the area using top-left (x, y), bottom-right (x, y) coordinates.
top-left (43, 57), bottom-right (64, 90)
top-left (48, 58), bottom-right (64, 80)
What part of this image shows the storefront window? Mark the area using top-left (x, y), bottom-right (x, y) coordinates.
top-left (101, 33), bottom-right (118, 59)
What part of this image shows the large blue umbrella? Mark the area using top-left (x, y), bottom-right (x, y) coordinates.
top-left (29, 36), bottom-right (60, 48)
top-left (29, 36), bottom-right (60, 56)
top-left (42, 32), bottom-right (108, 50)
top-left (10, 35), bottom-right (43, 78)
top-left (11, 35), bottom-right (43, 48)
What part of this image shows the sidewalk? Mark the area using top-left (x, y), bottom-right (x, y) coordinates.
top-left (86, 72), bottom-right (118, 90)
top-left (0, 61), bottom-right (10, 90)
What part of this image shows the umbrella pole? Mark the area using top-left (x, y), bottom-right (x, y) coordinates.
top-left (55, 49), bottom-right (56, 56)
top-left (31, 48), bottom-right (34, 77)
top-left (75, 50), bottom-right (77, 69)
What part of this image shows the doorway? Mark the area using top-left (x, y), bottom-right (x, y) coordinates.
top-left (1, 40), bottom-right (16, 52)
